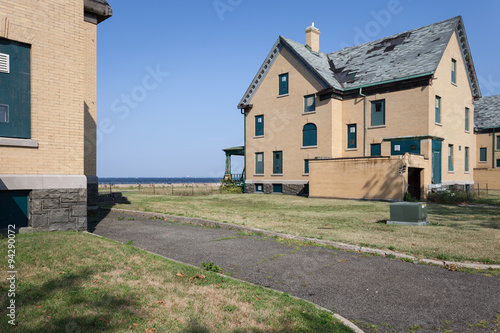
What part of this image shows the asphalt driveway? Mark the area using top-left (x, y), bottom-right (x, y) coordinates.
top-left (90, 209), bottom-right (500, 332)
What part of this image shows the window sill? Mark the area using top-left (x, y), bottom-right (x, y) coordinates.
top-left (368, 125), bottom-right (386, 129)
top-left (0, 137), bottom-right (38, 148)
top-left (435, 123), bottom-right (443, 127)
top-left (478, 161), bottom-right (487, 163)
top-left (465, 131), bottom-right (470, 134)
top-left (465, 171), bottom-right (471, 174)
top-left (448, 171), bottom-right (455, 174)
top-left (301, 146), bottom-right (317, 149)
top-left (345, 148), bottom-right (358, 151)
top-left (253, 174), bottom-right (265, 177)
top-left (302, 111), bottom-right (316, 115)
top-left (253, 135), bottom-right (264, 139)
top-left (451, 82), bottom-right (457, 87)
top-left (271, 174), bottom-right (283, 177)
top-left (277, 94), bottom-right (289, 98)
top-left (302, 173), bottom-right (309, 176)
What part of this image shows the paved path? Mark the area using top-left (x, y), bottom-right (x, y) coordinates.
top-left (90, 209), bottom-right (500, 332)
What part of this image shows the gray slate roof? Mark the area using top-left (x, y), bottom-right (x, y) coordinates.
top-left (239, 16), bottom-right (480, 107)
top-left (474, 95), bottom-right (500, 130)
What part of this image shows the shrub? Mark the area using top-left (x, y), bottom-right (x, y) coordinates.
top-left (427, 189), bottom-right (476, 205)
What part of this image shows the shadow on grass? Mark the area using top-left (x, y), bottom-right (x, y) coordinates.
top-left (427, 204), bottom-right (500, 230)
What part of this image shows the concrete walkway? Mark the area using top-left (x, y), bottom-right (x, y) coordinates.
top-left (90, 209), bottom-right (500, 332)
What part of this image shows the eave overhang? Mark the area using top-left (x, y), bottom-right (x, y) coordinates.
top-left (84, 0), bottom-right (113, 24)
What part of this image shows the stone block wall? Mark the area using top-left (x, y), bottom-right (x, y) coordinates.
top-left (245, 183), bottom-right (308, 196)
top-left (30, 189), bottom-right (87, 232)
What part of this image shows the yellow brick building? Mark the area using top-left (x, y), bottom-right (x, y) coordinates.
top-left (235, 17), bottom-right (481, 200)
top-left (0, 0), bottom-right (112, 231)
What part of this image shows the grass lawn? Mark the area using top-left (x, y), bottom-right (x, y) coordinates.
top-left (109, 191), bottom-right (500, 265)
top-left (0, 232), bottom-right (351, 332)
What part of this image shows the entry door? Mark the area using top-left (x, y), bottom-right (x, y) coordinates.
top-left (432, 140), bottom-right (442, 184)
top-left (0, 191), bottom-right (29, 229)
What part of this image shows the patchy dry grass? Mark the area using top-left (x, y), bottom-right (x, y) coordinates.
top-left (0, 232), bottom-right (351, 332)
top-left (110, 192), bottom-right (500, 264)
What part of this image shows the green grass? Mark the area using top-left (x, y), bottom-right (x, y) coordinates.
top-left (0, 232), bottom-right (351, 332)
top-left (109, 192), bottom-right (500, 264)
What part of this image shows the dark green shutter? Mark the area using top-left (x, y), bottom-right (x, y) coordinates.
top-left (279, 73), bottom-right (288, 95)
top-left (304, 160), bottom-right (309, 174)
top-left (370, 143), bottom-right (381, 156)
top-left (0, 39), bottom-right (31, 139)
top-left (255, 153), bottom-right (264, 174)
top-left (465, 108), bottom-right (469, 131)
top-left (465, 147), bottom-right (469, 172)
top-left (448, 145), bottom-right (453, 172)
top-left (273, 151), bottom-right (282, 174)
top-left (302, 123), bottom-right (317, 147)
top-left (255, 115), bottom-right (264, 136)
top-left (0, 191), bottom-right (29, 229)
top-left (432, 140), bottom-right (442, 184)
top-left (304, 95), bottom-right (315, 113)
top-left (347, 124), bottom-right (356, 148)
top-left (371, 100), bottom-right (385, 126)
top-left (435, 97), bottom-right (441, 124)
top-left (480, 148), bottom-right (487, 162)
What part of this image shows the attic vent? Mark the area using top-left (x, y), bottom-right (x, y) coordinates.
top-left (0, 53), bottom-right (9, 73)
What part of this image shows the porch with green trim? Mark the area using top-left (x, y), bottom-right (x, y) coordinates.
top-left (222, 146), bottom-right (245, 185)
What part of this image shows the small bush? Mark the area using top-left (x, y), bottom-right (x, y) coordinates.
top-left (220, 179), bottom-right (243, 194)
top-left (427, 190), bottom-right (476, 205)
top-left (201, 261), bottom-right (223, 273)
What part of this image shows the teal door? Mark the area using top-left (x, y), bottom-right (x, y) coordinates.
top-left (0, 191), bottom-right (29, 229)
top-left (432, 140), bottom-right (442, 184)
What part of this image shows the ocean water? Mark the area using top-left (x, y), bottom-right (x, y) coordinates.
top-left (99, 177), bottom-right (222, 185)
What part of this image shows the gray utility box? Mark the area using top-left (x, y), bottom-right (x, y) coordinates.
top-left (387, 202), bottom-right (429, 226)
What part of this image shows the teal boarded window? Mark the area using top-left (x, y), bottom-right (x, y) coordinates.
top-left (279, 73), bottom-right (288, 96)
top-left (302, 123), bottom-right (317, 147)
top-left (371, 100), bottom-right (385, 126)
top-left (304, 95), bottom-right (315, 113)
top-left (497, 135), bottom-right (500, 150)
top-left (465, 147), bottom-right (469, 172)
top-left (255, 115), bottom-right (264, 136)
top-left (304, 160), bottom-right (309, 174)
top-left (465, 108), bottom-right (469, 132)
top-left (347, 124), bottom-right (356, 149)
top-left (255, 152), bottom-right (264, 174)
top-left (371, 143), bottom-right (381, 156)
top-left (273, 151), bottom-right (283, 174)
top-left (0, 39), bottom-right (31, 139)
top-left (0, 191), bottom-right (29, 229)
top-left (273, 184), bottom-right (282, 193)
top-left (451, 59), bottom-right (456, 84)
top-left (448, 144), bottom-right (454, 172)
top-left (435, 96), bottom-right (441, 124)
top-left (255, 184), bottom-right (263, 192)
top-left (479, 147), bottom-right (487, 162)
top-left (391, 140), bottom-right (420, 155)
top-left (497, 159), bottom-right (500, 168)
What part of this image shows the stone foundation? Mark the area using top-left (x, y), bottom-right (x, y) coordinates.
top-left (29, 189), bottom-right (87, 232)
top-left (245, 182), bottom-right (309, 196)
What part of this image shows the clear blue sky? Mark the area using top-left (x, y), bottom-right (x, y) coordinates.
top-left (96, 0), bottom-right (500, 178)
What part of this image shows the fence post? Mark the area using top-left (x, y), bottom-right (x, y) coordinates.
top-left (139, 183), bottom-right (141, 193)
top-left (153, 183), bottom-right (155, 195)
top-left (172, 184), bottom-right (174, 196)
top-left (192, 184), bottom-right (194, 195)
top-left (477, 183), bottom-right (480, 198)
top-left (109, 182), bottom-right (112, 195)
top-left (486, 182), bottom-right (488, 195)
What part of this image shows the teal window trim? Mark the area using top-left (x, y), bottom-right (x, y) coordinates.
top-left (347, 124), bottom-right (357, 149)
top-left (435, 96), bottom-right (441, 124)
top-left (272, 184), bottom-right (282, 193)
top-left (302, 123), bottom-right (317, 147)
top-left (255, 152), bottom-right (264, 174)
top-left (448, 144), bottom-right (454, 172)
top-left (496, 135), bottom-right (500, 150)
top-left (304, 94), bottom-right (315, 113)
top-left (304, 160), bottom-right (309, 174)
top-left (465, 147), bottom-right (469, 172)
top-left (451, 59), bottom-right (456, 84)
top-left (255, 184), bottom-right (263, 192)
top-left (279, 73), bottom-right (288, 96)
top-left (479, 147), bottom-right (487, 162)
top-left (255, 115), bottom-right (264, 136)
top-left (273, 151), bottom-right (283, 174)
top-left (371, 99), bottom-right (385, 126)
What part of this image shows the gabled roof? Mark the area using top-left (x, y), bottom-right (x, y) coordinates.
top-left (238, 16), bottom-right (481, 108)
top-left (474, 95), bottom-right (500, 130)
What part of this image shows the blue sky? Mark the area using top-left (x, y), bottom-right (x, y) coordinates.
top-left (96, 0), bottom-right (500, 178)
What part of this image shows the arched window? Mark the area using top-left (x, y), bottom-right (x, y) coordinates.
top-left (302, 123), bottom-right (317, 147)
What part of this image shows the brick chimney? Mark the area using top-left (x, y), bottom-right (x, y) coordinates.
top-left (305, 23), bottom-right (320, 53)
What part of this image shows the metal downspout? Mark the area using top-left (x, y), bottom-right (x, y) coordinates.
top-left (493, 128), bottom-right (496, 169)
top-left (359, 88), bottom-right (367, 157)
